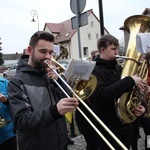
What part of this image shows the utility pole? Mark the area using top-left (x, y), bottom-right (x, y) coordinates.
top-left (98, 0), bottom-right (104, 36)
top-left (70, 0), bottom-right (87, 59)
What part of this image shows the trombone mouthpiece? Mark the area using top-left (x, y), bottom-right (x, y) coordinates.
top-left (115, 55), bottom-right (120, 59)
top-left (44, 59), bottom-right (51, 68)
top-left (115, 55), bottom-right (127, 59)
top-left (44, 60), bottom-right (48, 65)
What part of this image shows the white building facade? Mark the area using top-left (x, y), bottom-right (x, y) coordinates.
top-left (44, 9), bottom-right (109, 60)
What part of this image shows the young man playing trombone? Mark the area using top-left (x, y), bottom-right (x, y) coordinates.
top-left (7, 31), bottom-right (79, 150)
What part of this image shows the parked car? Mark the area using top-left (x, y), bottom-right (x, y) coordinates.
top-left (2, 60), bottom-right (69, 80)
top-left (58, 60), bottom-right (69, 69)
top-left (3, 64), bottom-right (18, 79)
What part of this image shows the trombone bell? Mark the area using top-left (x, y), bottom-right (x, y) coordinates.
top-left (75, 74), bottom-right (97, 100)
top-left (50, 58), bottom-right (97, 100)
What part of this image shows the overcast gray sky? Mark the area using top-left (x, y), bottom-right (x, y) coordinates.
top-left (0, 0), bottom-right (149, 54)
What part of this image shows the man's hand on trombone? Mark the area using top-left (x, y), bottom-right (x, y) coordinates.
top-left (57, 98), bottom-right (79, 115)
top-left (44, 59), bottom-right (79, 115)
top-left (45, 59), bottom-right (59, 80)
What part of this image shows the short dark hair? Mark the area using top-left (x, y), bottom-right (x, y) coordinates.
top-left (97, 34), bottom-right (119, 52)
top-left (29, 31), bottom-right (54, 47)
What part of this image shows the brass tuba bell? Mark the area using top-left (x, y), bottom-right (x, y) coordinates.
top-left (116, 15), bottom-right (150, 124)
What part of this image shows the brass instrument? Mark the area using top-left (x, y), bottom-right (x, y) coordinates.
top-left (116, 15), bottom-right (150, 124)
top-left (53, 45), bottom-right (68, 74)
top-left (51, 58), bottom-right (97, 100)
top-left (44, 59), bottom-right (128, 150)
top-left (52, 58), bottom-right (66, 72)
top-left (54, 45), bottom-right (68, 61)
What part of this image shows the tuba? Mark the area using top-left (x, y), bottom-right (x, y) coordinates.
top-left (116, 15), bottom-right (150, 124)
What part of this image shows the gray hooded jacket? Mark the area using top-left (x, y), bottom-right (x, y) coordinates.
top-left (8, 55), bottom-right (68, 150)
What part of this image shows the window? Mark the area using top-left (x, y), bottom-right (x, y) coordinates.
top-left (83, 47), bottom-right (88, 56)
top-left (96, 34), bottom-right (99, 39)
top-left (91, 21), bottom-right (94, 27)
top-left (88, 33), bottom-right (91, 40)
top-left (145, 12), bottom-right (150, 16)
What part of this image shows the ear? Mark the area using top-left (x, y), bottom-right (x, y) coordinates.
top-left (27, 46), bottom-right (33, 55)
top-left (101, 47), bottom-right (105, 52)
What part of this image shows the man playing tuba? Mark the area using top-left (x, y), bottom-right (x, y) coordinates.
top-left (88, 34), bottom-right (146, 149)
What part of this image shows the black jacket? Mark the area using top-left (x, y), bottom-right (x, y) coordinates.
top-left (90, 57), bottom-right (135, 129)
top-left (8, 56), bottom-right (68, 150)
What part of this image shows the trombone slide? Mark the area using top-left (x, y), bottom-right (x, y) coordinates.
top-left (44, 60), bottom-right (128, 150)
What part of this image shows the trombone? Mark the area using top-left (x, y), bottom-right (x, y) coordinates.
top-left (44, 59), bottom-right (128, 150)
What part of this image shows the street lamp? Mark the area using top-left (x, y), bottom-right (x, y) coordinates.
top-left (30, 10), bottom-right (39, 31)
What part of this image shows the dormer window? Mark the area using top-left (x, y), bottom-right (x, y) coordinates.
top-left (56, 34), bottom-right (61, 39)
top-left (65, 32), bottom-right (70, 37)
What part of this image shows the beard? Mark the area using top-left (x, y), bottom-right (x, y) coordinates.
top-left (32, 58), bottom-right (45, 68)
top-left (31, 53), bottom-right (46, 69)
top-left (37, 60), bottom-right (47, 68)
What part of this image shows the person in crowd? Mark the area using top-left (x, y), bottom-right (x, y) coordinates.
top-left (91, 50), bottom-right (100, 61)
top-left (88, 34), bottom-right (146, 149)
top-left (7, 31), bottom-right (79, 150)
top-left (134, 116), bottom-right (150, 150)
top-left (132, 52), bottom-right (150, 150)
top-left (0, 78), bottom-right (17, 150)
top-left (86, 50), bottom-right (100, 61)
top-left (141, 52), bottom-right (150, 150)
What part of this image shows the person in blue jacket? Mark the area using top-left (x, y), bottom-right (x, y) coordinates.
top-left (0, 78), bottom-right (17, 150)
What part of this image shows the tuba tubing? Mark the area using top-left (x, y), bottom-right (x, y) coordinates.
top-left (115, 55), bottom-right (140, 64)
